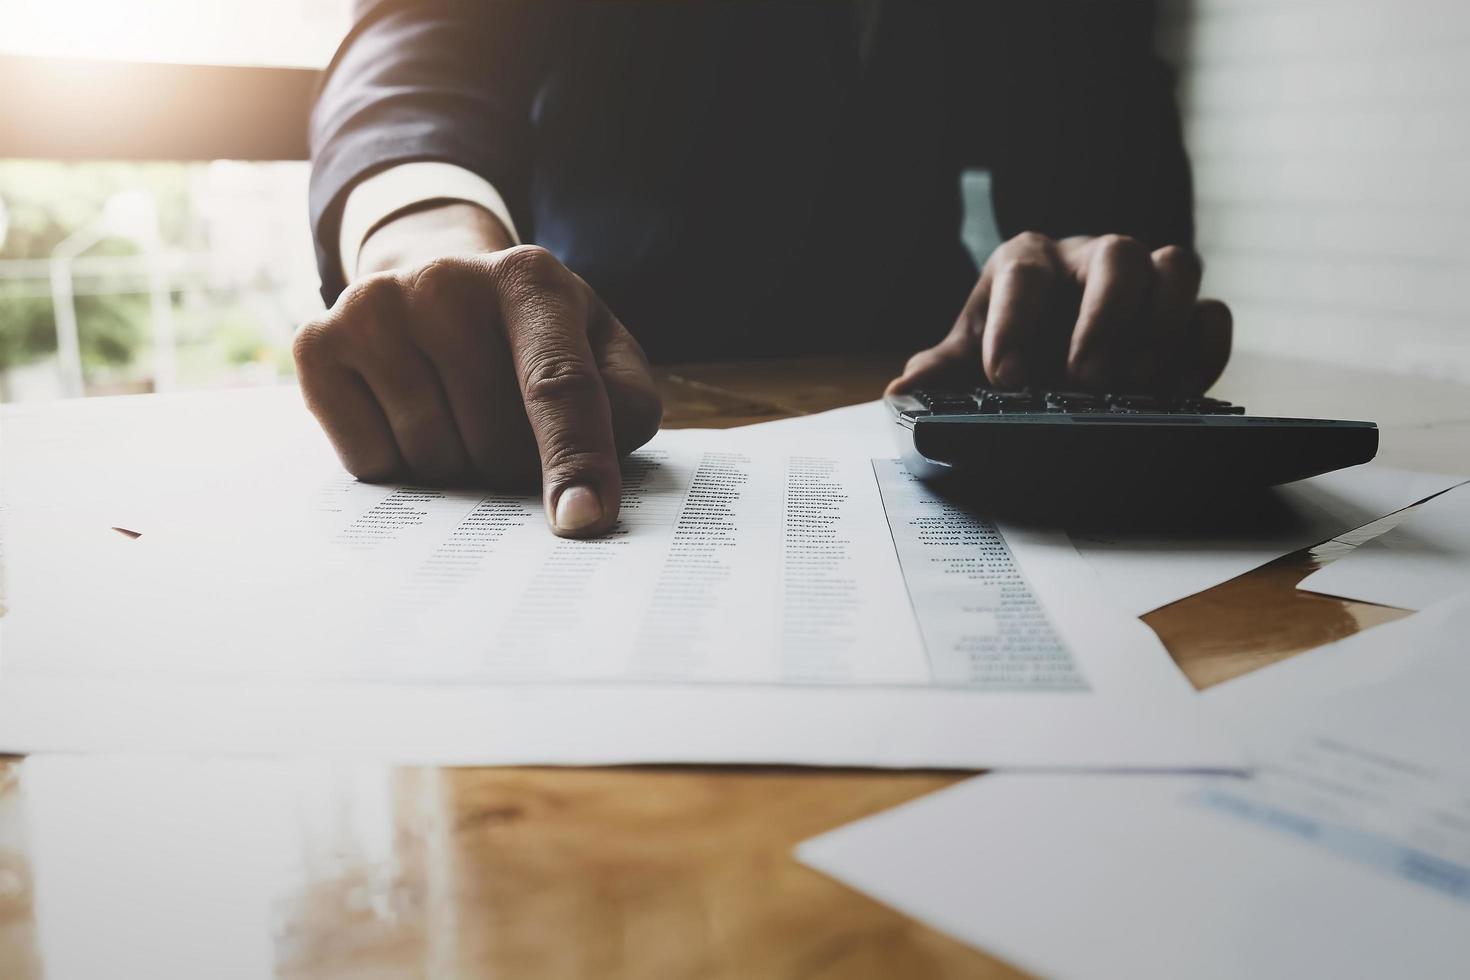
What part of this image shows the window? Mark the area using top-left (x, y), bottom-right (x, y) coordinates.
top-left (0, 0), bottom-right (349, 68)
top-left (0, 0), bottom-right (351, 402)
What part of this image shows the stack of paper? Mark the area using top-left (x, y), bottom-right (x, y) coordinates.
top-left (4, 394), bottom-right (1459, 769)
top-left (799, 595), bottom-right (1470, 978)
top-left (0, 394), bottom-right (1235, 769)
top-left (1298, 482), bottom-right (1470, 610)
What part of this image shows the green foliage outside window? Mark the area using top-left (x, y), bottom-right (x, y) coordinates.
top-left (0, 161), bottom-right (192, 373)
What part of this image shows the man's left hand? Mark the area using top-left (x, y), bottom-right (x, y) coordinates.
top-left (888, 233), bottom-right (1232, 395)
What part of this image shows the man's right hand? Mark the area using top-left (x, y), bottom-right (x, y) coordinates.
top-left (293, 203), bottom-right (662, 538)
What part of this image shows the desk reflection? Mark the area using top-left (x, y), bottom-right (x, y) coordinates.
top-left (0, 757), bottom-right (440, 979)
top-left (0, 757), bottom-right (965, 979)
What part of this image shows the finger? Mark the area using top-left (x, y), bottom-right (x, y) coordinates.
top-left (1063, 235), bottom-right (1155, 390)
top-left (328, 278), bottom-right (469, 483)
top-left (294, 339), bottom-right (403, 481)
top-left (294, 303), bottom-right (406, 481)
top-left (404, 264), bottom-right (540, 487)
top-left (586, 296), bottom-right (662, 454)
top-left (1147, 245), bottom-right (1204, 391)
top-left (1183, 299), bottom-right (1232, 394)
top-left (885, 333), bottom-right (978, 394)
top-left (886, 274), bottom-right (994, 395)
top-left (980, 233), bottom-right (1064, 387)
top-left (494, 246), bottom-right (622, 538)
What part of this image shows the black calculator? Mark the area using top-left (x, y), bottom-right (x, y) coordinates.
top-left (886, 388), bottom-right (1378, 511)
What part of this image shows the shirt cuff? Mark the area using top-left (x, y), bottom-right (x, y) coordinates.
top-left (337, 161), bottom-right (522, 281)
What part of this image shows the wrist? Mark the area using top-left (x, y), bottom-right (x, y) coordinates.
top-left (353, 201), bottom-right (516, 279)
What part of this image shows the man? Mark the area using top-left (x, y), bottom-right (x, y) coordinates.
top-left (301, 1), bottom-right (1231, 538)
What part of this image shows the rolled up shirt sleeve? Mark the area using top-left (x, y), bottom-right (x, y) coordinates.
top-left (337, 161), bottom-right (522, 282)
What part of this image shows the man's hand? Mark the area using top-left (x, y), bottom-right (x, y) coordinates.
top-left (888, 233), bottom-right (1232, 395)
top-left (294, 203), bottom-right (661, 538)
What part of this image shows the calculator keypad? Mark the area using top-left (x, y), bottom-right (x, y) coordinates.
top-left (909, 390), bottom-right (1246, 416)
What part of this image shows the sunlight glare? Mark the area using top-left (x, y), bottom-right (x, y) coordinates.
top-left (0, 0), bottom-right (351, 68)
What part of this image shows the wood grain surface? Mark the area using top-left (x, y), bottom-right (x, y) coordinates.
top-left (1, 352), bottom-right (1464, 980)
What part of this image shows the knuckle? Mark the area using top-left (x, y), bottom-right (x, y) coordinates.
top-left (998, 257), bottom-right (1055, 289)
top-left (405, 256), bottom-right (468, 304)
top-left (345, 271), bottom-right (400, 314)
top-left (1095, 233), bottom-right (1149, 265)
top-left (1009, 230), bottom-right (1052, 251)
top-left (323, 274), bottom-right (402, 343)
top-left (496, 244), bottom-right (564, 294)
top-left (1153, 244), bottom-right (1202, 282)
top-left (522, 355), bottom-right (602, 407)
top-left (302, 275), bottom-right (401, 363)
top-left (291, 320), bottom-right (331, 367)
top-left (539, 444), bottom-right (611, 482)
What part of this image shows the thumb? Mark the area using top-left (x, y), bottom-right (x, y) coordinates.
top-left (590, 303), bottom-right (663, 454)
top-left (886, 333), bottom-right (981, 395)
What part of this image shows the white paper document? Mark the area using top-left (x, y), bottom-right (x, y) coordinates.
top-left (1198, 590), bottom-right (1463, 724)
top-left (1297, 482), bottom-right (1470, 610)
top-left (0, 386), bottom-right (323, 534)
top-left (723, 402), bottom-right (1466, 616)
top-left (0, 428), bottom-right (1235, 768)
top-left (800, 771), bottom-right (1470, 980)
top-left (724, 400), bottom-right (896, 458)
top-left (1069, 465), bottom-right (1466, 615)
top-left (798, 597), bottom-right (1470, 979)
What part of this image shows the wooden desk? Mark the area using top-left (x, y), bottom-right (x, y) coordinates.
top-left (1, 353), bottom-right (1466, 979)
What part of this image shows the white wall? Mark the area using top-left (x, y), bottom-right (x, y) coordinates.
top-left (1159, 0), bottom-right (1470, 381)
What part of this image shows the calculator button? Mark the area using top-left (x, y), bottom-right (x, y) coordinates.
top-left (1044, 391), bottom-right (1104, 412)
top-left (1106, 394), bottom-right (1163, 411)
top-left (979, 391), bottom-right (1044, 413)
